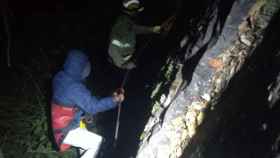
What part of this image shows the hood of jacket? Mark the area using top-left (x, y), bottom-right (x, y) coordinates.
top-left (63, 50), bottom-right (91, 81)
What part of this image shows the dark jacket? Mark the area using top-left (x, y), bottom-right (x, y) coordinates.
top-left (108, 14), bottom-right (154, 68)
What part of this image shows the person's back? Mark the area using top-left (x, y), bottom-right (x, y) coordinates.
top-left (108, 0), bottom-right (161, 69)
top-left (109, 14), bottom-right (137, 69)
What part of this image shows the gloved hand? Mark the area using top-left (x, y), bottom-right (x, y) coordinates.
top-left (82, 113), bottom-right (94, 124)
top-left (152, 26), bottom-right (161, 34)
top-left (113, 88), bottom-right (125, 103)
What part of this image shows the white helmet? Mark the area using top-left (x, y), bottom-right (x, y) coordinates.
top-left (123, 0), bottom-right (144, 12)
top-left (123, 0), bottom-right (139, 8)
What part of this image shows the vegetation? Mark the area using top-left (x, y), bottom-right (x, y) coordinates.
top-left (0, 54), bottom-right (75, 158)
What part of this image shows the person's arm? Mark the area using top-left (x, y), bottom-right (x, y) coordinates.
top-left (133, 24), bottom-right (161, 34)
top-left (69, 83), bottom-right (118, 115)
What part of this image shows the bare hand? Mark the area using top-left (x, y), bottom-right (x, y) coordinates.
top-left (113, 88), bottom-right (125, 103)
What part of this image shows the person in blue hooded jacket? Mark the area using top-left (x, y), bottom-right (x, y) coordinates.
top-left (51, 50), bottom-right (124, 158)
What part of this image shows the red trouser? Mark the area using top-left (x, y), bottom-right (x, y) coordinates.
top-left (51, 103), bottom-right (76, 152)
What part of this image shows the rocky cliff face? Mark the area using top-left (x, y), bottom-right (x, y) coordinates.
top-left (136, 1), bottom-right (280, 158)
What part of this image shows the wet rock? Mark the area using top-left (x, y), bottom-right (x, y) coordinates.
top-left (268, 70), bottom-right (280, 108)
top-left (136, 1), bottom-right (280, 158)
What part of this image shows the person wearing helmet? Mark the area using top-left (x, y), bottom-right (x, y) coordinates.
top-left (51, 50), bottom-right (125, 158)
top-left (108, 0), bottom-right (161, 69)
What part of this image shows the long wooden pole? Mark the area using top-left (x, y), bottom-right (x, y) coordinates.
top-left (114, 70), bottom-right (131, 147)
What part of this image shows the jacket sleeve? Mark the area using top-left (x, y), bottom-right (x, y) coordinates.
top-left (133, 24), bottom-right (154, 34)
top-left (69, 83), bottom-right (117, 115)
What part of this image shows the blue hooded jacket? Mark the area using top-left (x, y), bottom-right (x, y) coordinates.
top-left (52, 50), bottom-right (117, 119)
